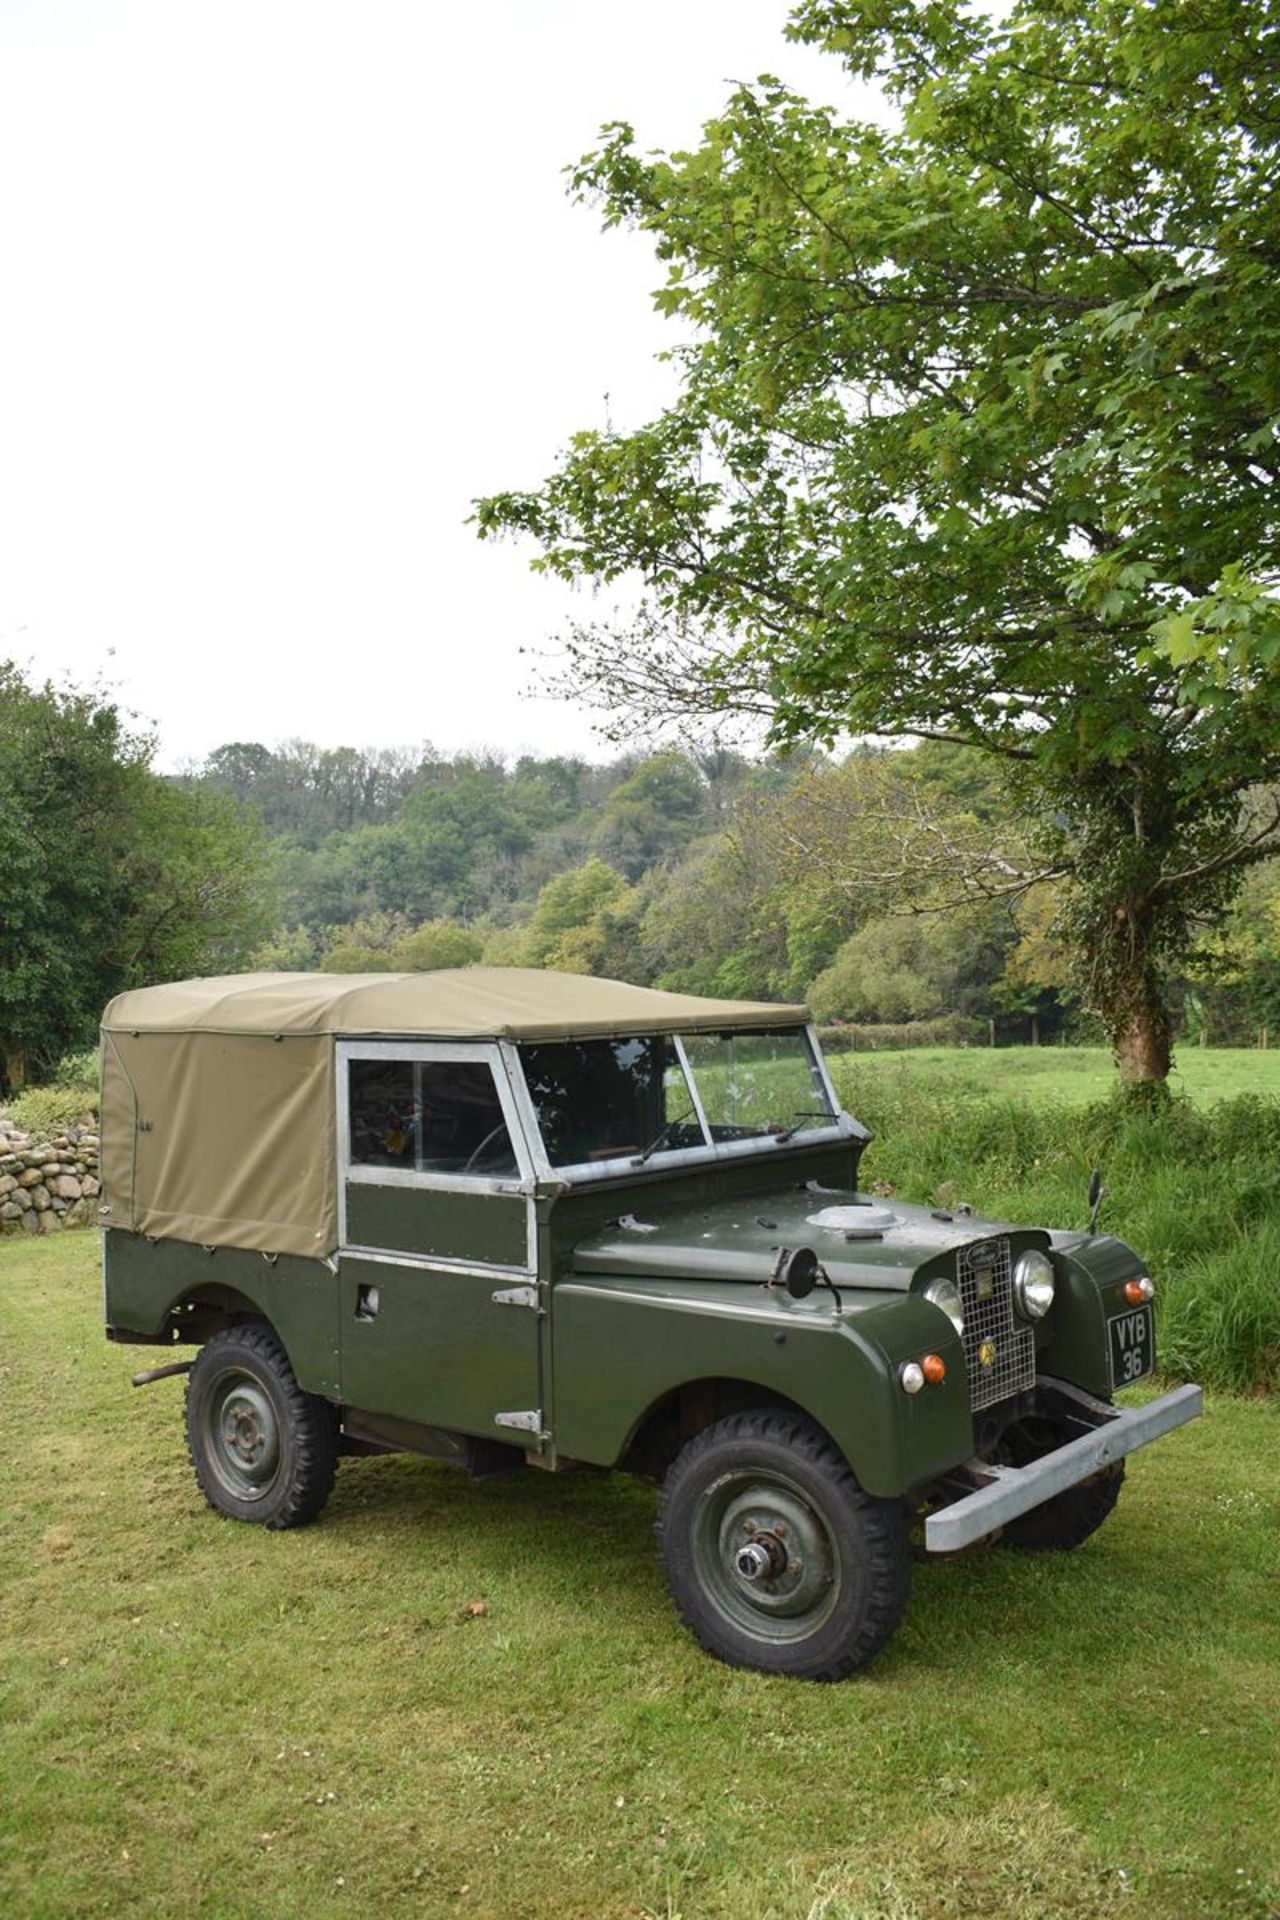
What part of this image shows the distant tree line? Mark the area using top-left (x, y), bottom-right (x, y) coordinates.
top-left (5, 655), bottom-right (1276, 1093)
top-left (197, 731), bottom-right (1280, 1052)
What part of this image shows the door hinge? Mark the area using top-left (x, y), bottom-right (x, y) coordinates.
top-left (491, 1285), bottom-right (540, 1311)
top-left (494, 1408), bottom-right (543, 1435)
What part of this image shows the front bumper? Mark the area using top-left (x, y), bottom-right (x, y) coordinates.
top-left (924, 1379), bottom-right (1204, 1553)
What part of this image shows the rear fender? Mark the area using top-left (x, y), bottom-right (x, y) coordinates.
top-left (103, 1229), bottom-right (340, 1398)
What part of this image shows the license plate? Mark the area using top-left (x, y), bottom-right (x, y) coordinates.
top-left (1109, 1306), bottom-right (1153, 1388)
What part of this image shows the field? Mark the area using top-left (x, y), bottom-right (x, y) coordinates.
top-left (832, 1043), bottom-right (1280, 1113)
top-left (2, 1233), bottom-right (1278, 1920)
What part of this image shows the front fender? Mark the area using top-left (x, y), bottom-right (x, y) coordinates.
top-left (1043, 1231), bottom-right (1150, 1398)
top-left (550, 1275), bottom-right (971, 1496)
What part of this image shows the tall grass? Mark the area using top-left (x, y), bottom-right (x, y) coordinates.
top-left (832, 1068), bottom-right (1280, 1394)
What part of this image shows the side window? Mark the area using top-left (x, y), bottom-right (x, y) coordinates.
top-left (347, 1058), bottom-right (519, 1178)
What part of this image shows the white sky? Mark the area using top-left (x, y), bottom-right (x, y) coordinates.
top-left (0, 1), bottom-right (862, 770)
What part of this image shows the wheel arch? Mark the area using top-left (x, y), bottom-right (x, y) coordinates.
top-left (617, 1377), bottom-right (839, 1480)
top-left (164, 1283), bottom-right (277, 1345)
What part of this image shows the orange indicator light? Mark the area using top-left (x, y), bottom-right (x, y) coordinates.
top-left (1123, 1277), bottom-right (1154, 1305)
top-left (921, 1353), bottom-right (946, 1385)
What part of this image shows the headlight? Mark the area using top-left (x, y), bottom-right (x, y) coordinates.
top-left (1014, 1248), bottom-right (1056, 1320)
top-left (923, 1275), bottom-right (964, 1335)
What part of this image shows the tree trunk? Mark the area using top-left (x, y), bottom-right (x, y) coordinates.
top-left (0, 1045), bottom-right (27, 1094)
top-left (1113, 1006), bottom-right (1172, 1086)
top-left (1086, 899), bottom-right (1173, 1090)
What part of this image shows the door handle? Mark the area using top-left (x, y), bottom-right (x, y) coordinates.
top-left (355, 1283), bottom-right (380, 1322)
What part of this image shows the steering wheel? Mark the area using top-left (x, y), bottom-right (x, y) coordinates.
top-left (462, 1124), bottom-right (513, 1174)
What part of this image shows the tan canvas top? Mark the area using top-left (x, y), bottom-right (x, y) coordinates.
top-left (99, 971), bottom-right (809, 1259)
top-left (101, 969), bottom-right (808, 1041)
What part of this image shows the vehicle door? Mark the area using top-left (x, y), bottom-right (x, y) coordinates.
top-left (336, 1041), bottom-right (541, 1441)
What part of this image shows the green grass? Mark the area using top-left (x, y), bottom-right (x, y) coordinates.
top-left (2, 1236), bottom-right (1278, 1919)
top-left (834, 1043), bottom-right (1280, 1112)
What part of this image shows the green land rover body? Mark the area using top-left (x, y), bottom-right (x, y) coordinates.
top-left (100, 969), bottom-right (1202, 1679)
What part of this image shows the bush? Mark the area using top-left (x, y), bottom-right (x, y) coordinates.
top-left (5, 1083), bottom-right (98, 1134)
top-left (817, 1015), bottom-right (988, 1054)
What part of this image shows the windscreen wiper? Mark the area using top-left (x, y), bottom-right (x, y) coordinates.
top-left (632, 1105), bottom-right (699, 1166)
top-left (772, 1110), bottom-right (837, 1144)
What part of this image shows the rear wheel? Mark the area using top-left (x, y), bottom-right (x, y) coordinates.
top-left (657, 1410), bottom-right (911, 1681)
top-left (185, 1323), bottom-right (337, 1529)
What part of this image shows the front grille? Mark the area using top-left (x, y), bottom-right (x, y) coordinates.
top-left (956, 1236), bottom-right (1035, 1412)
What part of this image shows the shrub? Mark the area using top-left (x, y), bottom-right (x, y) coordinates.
top-left (5, 1083), bottom-right (98, 1133)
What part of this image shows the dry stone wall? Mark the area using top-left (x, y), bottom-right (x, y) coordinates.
top-left (0, 1123), bottom-right (100, 1234)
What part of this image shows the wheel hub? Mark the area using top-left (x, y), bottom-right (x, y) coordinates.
top-left (733, 1532), bottom-right (788, 1582)
top-left (698, 1474), bottom-right (839, 1637)
top-left (209, 1377), bottom-right (281, 1498)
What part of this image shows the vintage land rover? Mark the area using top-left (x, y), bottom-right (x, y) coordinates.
top-left (100, 970), bottom-right (1202, 1679)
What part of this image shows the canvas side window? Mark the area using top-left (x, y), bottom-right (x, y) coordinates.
top-left (347, 1059), bottom-right (518, 1178)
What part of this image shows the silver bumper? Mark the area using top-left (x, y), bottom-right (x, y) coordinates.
top-left (924, 1382), bottom-right (1204, 1553)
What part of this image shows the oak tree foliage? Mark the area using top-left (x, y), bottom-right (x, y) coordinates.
top-left (477, 0), bottom-right (1280, 1084)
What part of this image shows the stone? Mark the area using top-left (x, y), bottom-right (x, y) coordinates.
top-left (0, 1126), bottom-right (99, 1232)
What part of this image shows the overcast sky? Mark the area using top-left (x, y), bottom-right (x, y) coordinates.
top-left (0, 1), bottom-right (867, 770)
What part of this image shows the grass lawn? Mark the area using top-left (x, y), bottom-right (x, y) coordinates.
top-left (832, 1044), bottom-right (1280, 1114)
top-left (2, 1242), bottom-right (1278, 1920)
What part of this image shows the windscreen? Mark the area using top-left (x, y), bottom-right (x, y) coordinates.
top-left (518, 1035), bottom-right (699, 1169)
top-left (518, 1026), bottom-right (836, 1171)
top-left (681, 1028), bottom-right (836, 1140)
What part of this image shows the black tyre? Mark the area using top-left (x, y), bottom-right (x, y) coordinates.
top-left (1002, 1461), bottom-right (1125, 1552)
top-left (657, 1409), bottom-right (911, 1681)
top-left (185, 1323), bottom-right (338, 1529)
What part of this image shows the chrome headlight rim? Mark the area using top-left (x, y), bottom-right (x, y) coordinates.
top-left (923, 1274), bottom-right (965, 1336)
top-left (1013, 1247), bottom-right (1056, 1321)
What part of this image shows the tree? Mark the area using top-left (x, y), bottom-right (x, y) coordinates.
top-left (591, 751), bottom-right (708, 879)
top-left (394, 918), bottom-right (484, 971)
top-left (477, 0), bottom-right (1280, 1086)
top-left (0, 663), bottom-right (272, 1086)
top-left (808, 901), bottom-right (1014, 1026)
top-left (200, 739), bottom-right (423, 840)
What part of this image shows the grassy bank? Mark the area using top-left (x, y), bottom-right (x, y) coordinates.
top-left (829, 1064), bottom-right (1280, 1396)
top-left (2, 1235), bottom-right (1278, 1920)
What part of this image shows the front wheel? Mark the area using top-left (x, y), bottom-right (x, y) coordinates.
top-left (1002, 1462), bottom-right (1125, 1552)
top-left (657, 1410), bottom-right (911, 1681)
top-left (997, 1412), bottom-right (1125, 1551)
top-left (185, 1322), bottom-right (338, 1529)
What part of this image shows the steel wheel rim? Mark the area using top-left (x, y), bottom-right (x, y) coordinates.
top-left (693, 1467), bottom-right (841, 1645)
top-left (204, 1368), bottom-right (284, 1502)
